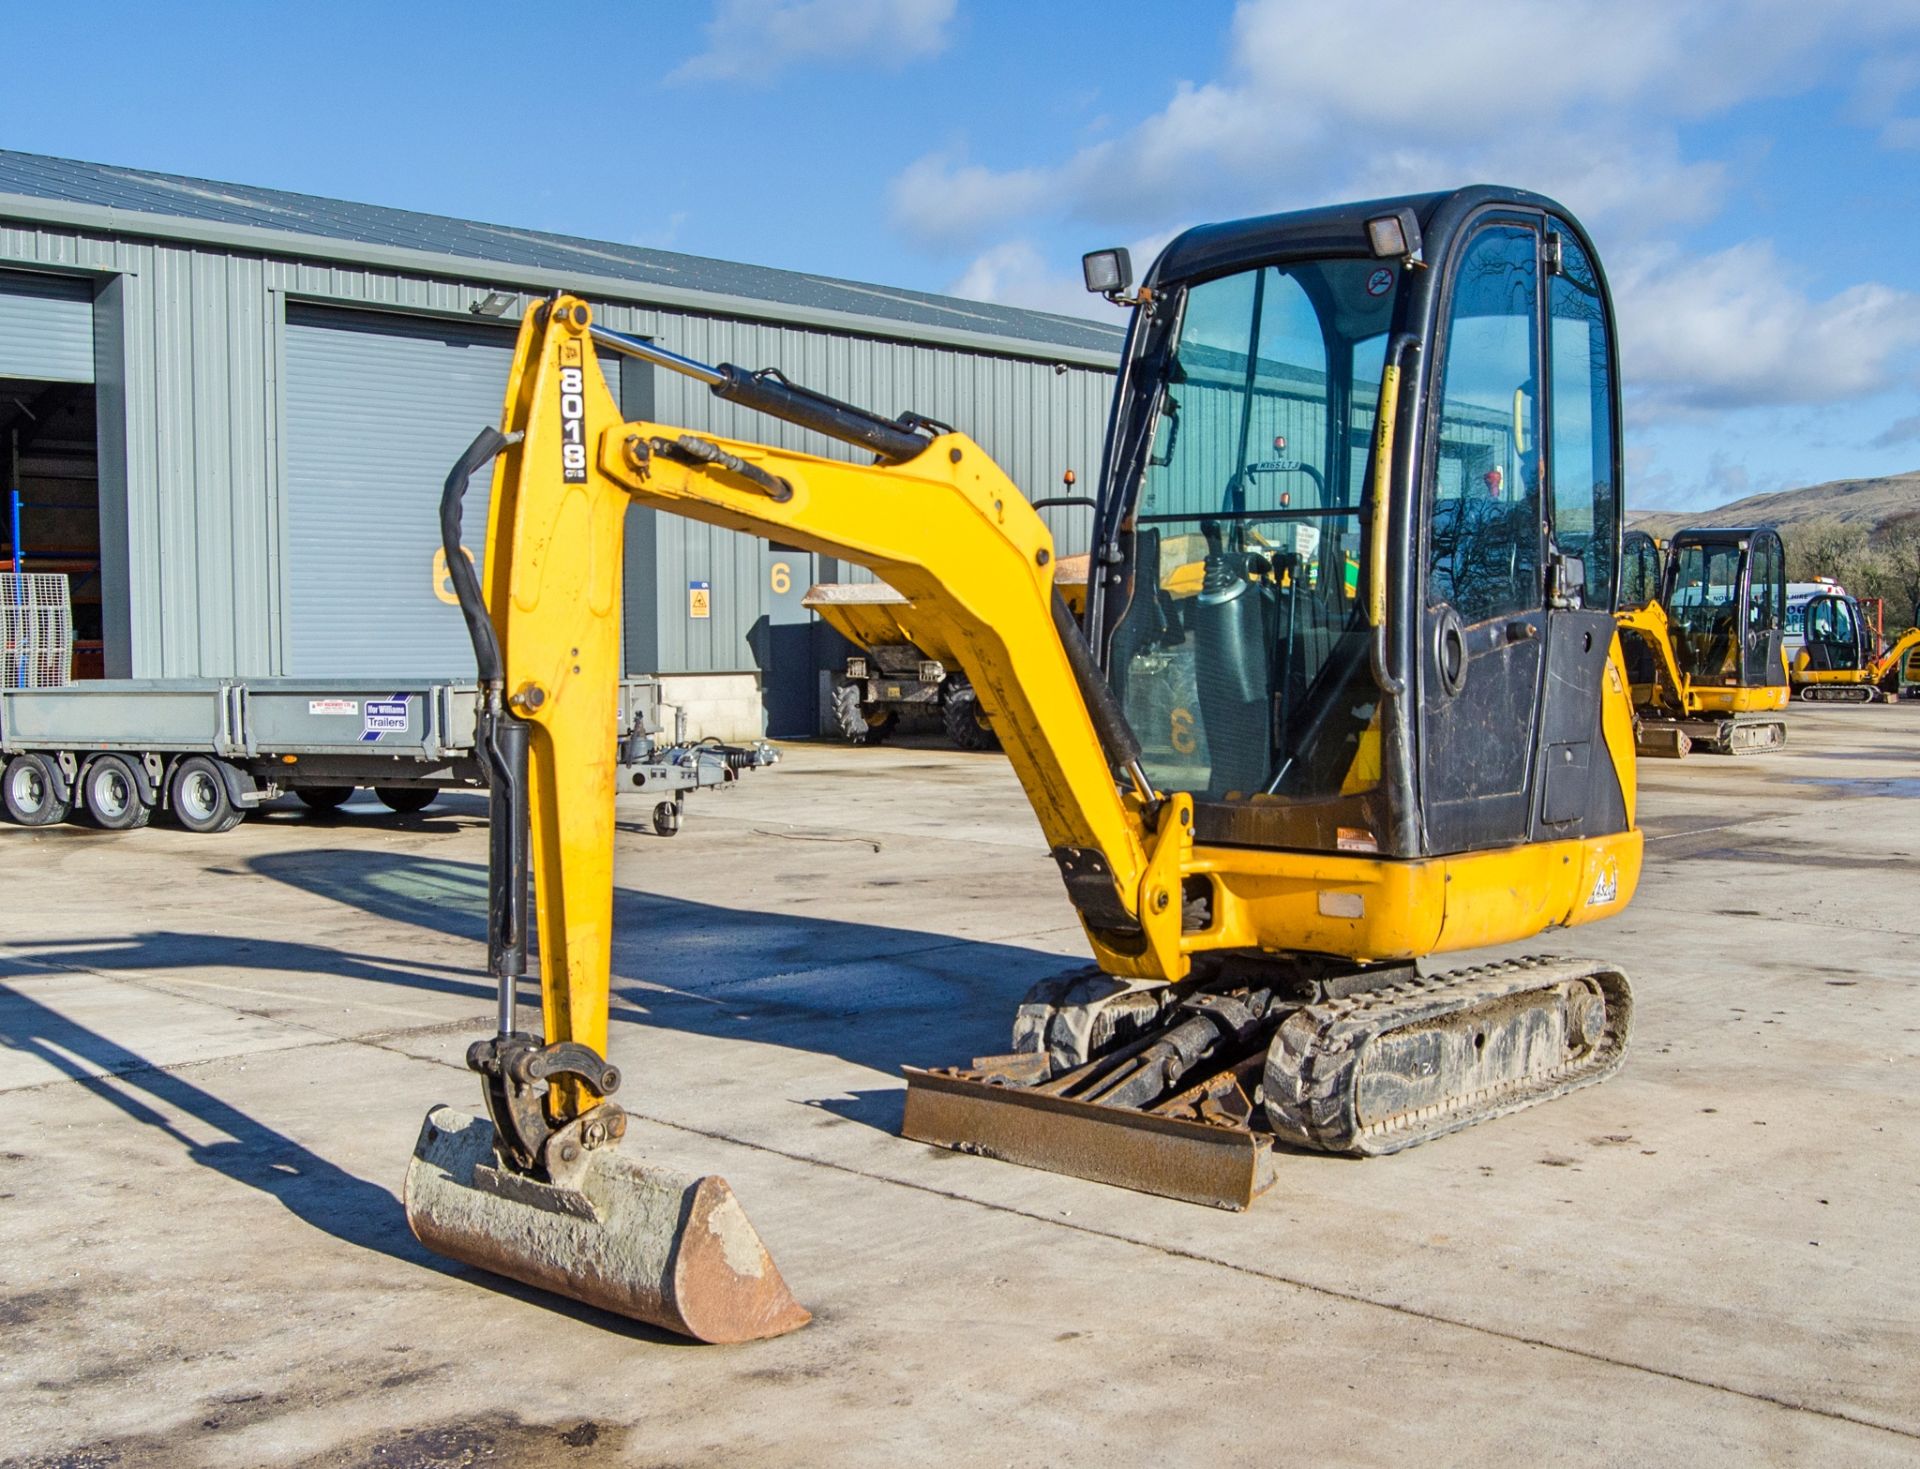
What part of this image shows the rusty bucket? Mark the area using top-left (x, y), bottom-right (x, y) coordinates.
top-left (404, 1105), bottom-right (809, 1344)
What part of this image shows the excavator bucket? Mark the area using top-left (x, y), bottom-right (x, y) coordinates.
top-left (404, 1106), bottom-right (809, 1344)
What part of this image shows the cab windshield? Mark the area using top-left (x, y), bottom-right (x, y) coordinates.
top-left (1105, 257), bottom-right (1394, 826)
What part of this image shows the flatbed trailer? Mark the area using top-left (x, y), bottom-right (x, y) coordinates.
top-left (0, 675), bottom-right (774, 835)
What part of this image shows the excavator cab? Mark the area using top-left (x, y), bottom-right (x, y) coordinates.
top-left (1663, 528), bottom-right (1787, 692)
top-left (1088, 192), bottom-right (1628, 859)
top-left (1799, 591), bottom-right (1867, 672)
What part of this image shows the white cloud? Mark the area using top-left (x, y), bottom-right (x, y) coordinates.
top-left (887, 0), bottom-right (1920, 247)
top-left (1613, 241), bottom-right (1920, 412)
top-left (946, 241), bottom-right (1100, 319)
top-left (890, 152), bottom-right (1053, 249)
top-left (671, 0), bottom-right (955, 85)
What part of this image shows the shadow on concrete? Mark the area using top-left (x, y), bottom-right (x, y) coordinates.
top-left (234, 848), bottom-right (1066, 1083)
top-left (0, 981), bottom-right (424, 1265)
top-left (0, 982), bottom-right (703, 1345)
top-left (0, 925), bottom-right (660, 1030)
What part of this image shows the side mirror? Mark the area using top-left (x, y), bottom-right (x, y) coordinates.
top-left (1082, 248), bottom-right (1133, 299)
top-left (1549, 552), bottom-right (1586, 610)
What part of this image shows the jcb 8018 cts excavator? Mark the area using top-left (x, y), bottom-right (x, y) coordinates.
top-left (1615, 526), bottom-right (1790, 755)
top-left (405, 186), bottom-right (1642, 1343)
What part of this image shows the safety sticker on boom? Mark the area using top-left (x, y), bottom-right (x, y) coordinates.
top-left (559, 341), bottom-right (588, 484)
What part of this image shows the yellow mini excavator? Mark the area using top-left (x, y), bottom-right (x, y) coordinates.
top-left (1791, 588), bottom-right (1920, 701)
top-left (405, 187), bottom-right (1642, 1342)
top-left (1614, 526), bottom-right (1790, 755)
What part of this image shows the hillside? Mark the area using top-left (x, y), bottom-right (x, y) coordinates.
top-left (1629, 470), bottom-right (1920, 540)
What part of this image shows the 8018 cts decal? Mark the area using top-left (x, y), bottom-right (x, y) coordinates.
top-left (559, 349), bottom-right (587, 483)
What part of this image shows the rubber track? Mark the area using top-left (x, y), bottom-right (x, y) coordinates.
top-left (1706, 716), bottom-right (1787, 756)
top-left (1263, 955), bottom-right (1632, 1156)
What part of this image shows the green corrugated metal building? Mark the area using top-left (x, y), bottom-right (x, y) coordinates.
top-left (0, 149), bottom-right (1121, 735)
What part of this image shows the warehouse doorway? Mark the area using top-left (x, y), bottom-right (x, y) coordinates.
top-left (0, 381), bottom-right (101, 678)
top-left (1, 268), bottom-right (104, 682)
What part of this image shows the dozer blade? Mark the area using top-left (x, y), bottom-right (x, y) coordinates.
top-left (1634, 723), bottom-right (1691, 758)
top-left (1264, 956), bottom-right (1632, 1156)
top-left (404, 1106), bottom-right (809, 1344)
top-left (902, 1066), bottom-right (1278, 1210)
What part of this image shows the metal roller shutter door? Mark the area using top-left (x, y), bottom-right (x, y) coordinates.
top-left (282, 305), bottom-right (618, 676)
top-left (0, 269), bottom-right (94, 382)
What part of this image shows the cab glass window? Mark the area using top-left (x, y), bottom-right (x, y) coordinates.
top-left (1427, 226), bottom-right (1542, 625)
top-left (1547, 231), bottom-right (1617, 607)
top-left (1107, 257), bottom-right (1395, 826)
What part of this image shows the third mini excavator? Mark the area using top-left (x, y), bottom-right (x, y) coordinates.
top-left (405, 186), bottom-right (1642, 1342)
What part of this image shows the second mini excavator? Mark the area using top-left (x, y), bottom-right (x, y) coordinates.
top-left (405, 186), bottom-right (1642, 1342)
top-left (1614, 526), bottom-right (1790, 755)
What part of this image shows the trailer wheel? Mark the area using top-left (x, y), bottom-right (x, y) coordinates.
top-left (170, 756), bottom-right (243, 834)
top-left (375, 786), bottom-right (436, 814)
top-left (82, 754), bottom-right (152, 831)
top-left (653, 800), bottom-right (682, 837)
top-left (3, 753), bottom-right (72, 826)
top-left (942, 682), bottom-right (1000, 751)
top-left (295, 786), bottom-right (354, 811)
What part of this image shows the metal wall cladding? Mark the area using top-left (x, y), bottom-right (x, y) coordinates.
top-left (0, 268), bottom-right (94, 381)
top-left (0, 218), bottom-right (1115, 681)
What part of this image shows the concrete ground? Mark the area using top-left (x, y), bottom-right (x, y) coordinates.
top-left (1, 706), bottom-right (1917, 1468)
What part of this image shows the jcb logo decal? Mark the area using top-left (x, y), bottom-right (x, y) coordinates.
top-left (558, 342), bottom-right (587, 483)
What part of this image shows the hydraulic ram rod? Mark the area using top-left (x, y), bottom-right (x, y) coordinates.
top-left (589, 325), bottom-right (933, 465)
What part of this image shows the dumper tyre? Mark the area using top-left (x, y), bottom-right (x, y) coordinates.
top-left (3, 753), bottom-right (71, 827)
top-left (831, 681), bottom-right (892, 746)
top-left (942, 682), bottom-right (1000, 751)
top-left (82, 753), bottom-right (152, 831)
top-left (169, 756), bottom-right (244, 834)
top-left (296, 785), bottom-right (354, 811)
top-left (375, 786), bottom-right (437, 814)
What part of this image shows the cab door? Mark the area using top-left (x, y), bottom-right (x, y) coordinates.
top-left (1533, 224), bottom-right (1626, 838)
top-left (1419, 219), bottom-right (1547, 853)
top-left (1742, 530), bottom-right (1787, 689)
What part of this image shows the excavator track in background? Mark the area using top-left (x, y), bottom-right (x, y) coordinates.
top-left (1686, 714), bottom-right (1788, 756)
top-left (901, 956), bottom-right (1632, 1208)
top-left (1798, 684), bottom-right (1883, 703)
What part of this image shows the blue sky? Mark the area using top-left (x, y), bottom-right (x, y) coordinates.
top-left (5, 0), bottom-right (1920, 510)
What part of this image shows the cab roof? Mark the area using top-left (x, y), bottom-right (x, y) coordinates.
top-left (1146, 184), bottom-right (1574, 288)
